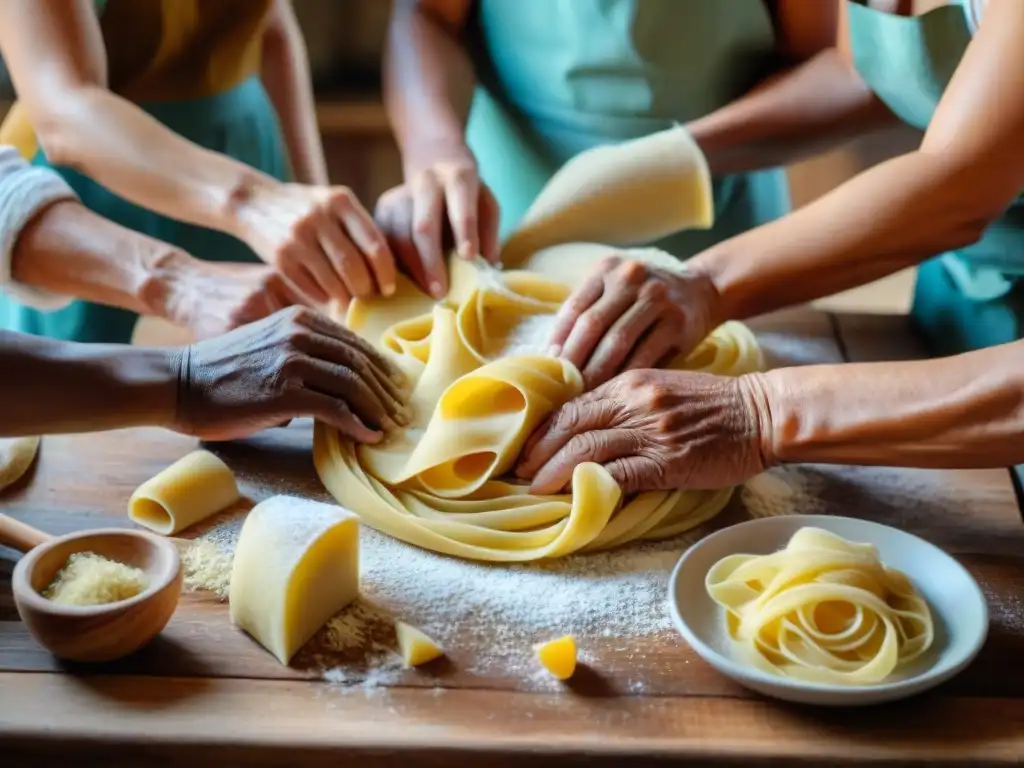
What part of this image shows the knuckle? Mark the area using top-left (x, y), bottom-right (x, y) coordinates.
top-left (596, 255), bottom-right (622, 273)
top-left (640, 279), bottom-right (668, 303)
top-left (618, 260), bottom-right (648, 285)
top-left (330, 186), bottom-right (355, 206)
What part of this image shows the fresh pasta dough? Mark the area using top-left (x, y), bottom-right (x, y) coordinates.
top-left (705, 527), bottom-right (935, 686)
top-left (313, 124), bottom-right (761, 562)
top-left (129, 450), bottom-right (241, 536)
top-left (395, 620), bottom-right (445, 667)
top-left (230, 495), bottom-right (360, 666)
top-left (0, 435), bottom-right (39, 492)
top-left (313, 253), bottom-right (762, 563)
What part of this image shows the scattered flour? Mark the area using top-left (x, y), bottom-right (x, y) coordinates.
top-left (496, 313), bottom-right (558, 358)
top-left (740, 466), bottom-right (824, 519)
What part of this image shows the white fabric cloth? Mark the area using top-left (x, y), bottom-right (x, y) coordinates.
top-left (0, 146), bottom-right (78, 310)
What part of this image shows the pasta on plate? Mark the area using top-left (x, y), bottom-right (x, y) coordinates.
top-left (705, 527), bottom-right (935, 685)
top-left (313, 254), bottom-right (763, 562)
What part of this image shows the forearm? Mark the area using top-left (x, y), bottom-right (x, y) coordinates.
top-left (690, 150), bottom-right (987, 321)
top-left (260, 7), bottom-right (329, 185)
top-left (383, 1), bottom-right (477, 174)
top-left (11, 200), bottom-right (197, 319)
top-left (0, 331), bottom-right (179, 436)
top-left (31, 85), bottom-right (269, 236)
top-left (748, 340), bottom-right (1024, 469)
top-left (686, 49), bottom-right (894, 174)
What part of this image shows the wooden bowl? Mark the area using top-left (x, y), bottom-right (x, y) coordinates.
top-left (11, 528), bottom-right (182, 663)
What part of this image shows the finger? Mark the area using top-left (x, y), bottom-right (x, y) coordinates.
top-left (442, 167), bottom-right (480, 261)
top-left (411, 173), bottom-right (447, 298)
top-left (547, 275), bottom-right (605, 355)
top-left (315, 213), bottom-right (376, 300)
top-left (336, 193), bottom-right (397, 297)
top-left (603, 456), bottom-right (665, 495)
top-left (297, 357), bottom-right (399, 433)
top-left (377, 190), bottom-right (435, 296)
top-left (582, 297), bottom-right (662, 388)
top-left (559, 284), bottom-right (641, 374)
top-left (479, 184), bottom-right (501, 263)
top-left (280, 260), bottom-right (327, 305)
top-left (529, 428), bottom-right (645, 495)
top-left (295, 390), bottom-right (382, 444)
top-left (303, 332), bottom-right (409, 423)
top-left (515, 393), bottom-right (619, 480)
top-left (624, 319), bottom-right (681, 371)
top-left (268, 272), bottom-right (310, 311)
top-left (298, 309), bottom-right (407, 389)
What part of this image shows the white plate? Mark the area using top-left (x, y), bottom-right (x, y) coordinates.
top-left (668, 514), bottom-right (989, 706)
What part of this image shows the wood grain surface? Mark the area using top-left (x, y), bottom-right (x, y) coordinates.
top-left (1, 309), bottom-right (1022, 767)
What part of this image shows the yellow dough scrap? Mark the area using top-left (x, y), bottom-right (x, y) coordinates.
top-left (129, 450), bottom-right (240, 536)
top-left (229, 495), bottom-right (360, 666)
top-left (0, 435), bottom-right (40, 492)
top-left (395, 620), bottom-right (445, 667)
top-left (536, 635), bottom-right (578, 680)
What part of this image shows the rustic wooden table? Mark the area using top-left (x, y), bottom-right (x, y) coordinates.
top-left (2, 308), bottom-right (1023, 767)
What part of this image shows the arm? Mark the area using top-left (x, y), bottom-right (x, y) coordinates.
top-left (383, 0), bottom-right (477, 177)
top-left (686, 0), bottom-right (897, 174)
top-left (0, 0), bottom-right (397, 305)
top-left (0, 307), bottom-right (408, 442)
top-left (260, 0), bottom-right (329, 185)
top-left (0, 0), bottom-right (266, 235)
top-left (751, 338), bottom-right (1024, 468)
top-left (0, 331), bottom-right (178, 436)
top-left (689, 0), bottom-right (1024, 321)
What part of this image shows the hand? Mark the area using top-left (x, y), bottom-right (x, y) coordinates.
top-left (232, 180), bottom-right (397, 306)
top-left (159, 258), bottom-right (309, 340)
top-left (548, 256), bottom-right (724, 389)
top-left (375, 144), bottom-right (500, 299)
top-left (171, 306), bottom-right (410, 442)
top-left (515, 369), bottom-right (769, 495)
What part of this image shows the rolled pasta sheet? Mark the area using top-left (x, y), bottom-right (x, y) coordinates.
top-left (705, 527), bottom-right (935, 686)
top-left (128, 450), bottom-right (241, 536)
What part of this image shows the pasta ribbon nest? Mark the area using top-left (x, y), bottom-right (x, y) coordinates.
top-left (706, 527), bottom-right (935, 685)
top-left (314, 253), bottom-right (763, 562)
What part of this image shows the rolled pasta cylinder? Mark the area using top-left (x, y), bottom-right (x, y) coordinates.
top-left (128, 450), bottom-right (241, 536)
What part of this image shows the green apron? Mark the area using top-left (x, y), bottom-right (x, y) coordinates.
top-left (847, 0), bottom-right (1024, 356)
top-left (465, 0), bottom-right (791, 260)
top-left (0, 76), bottom-right (290, 344)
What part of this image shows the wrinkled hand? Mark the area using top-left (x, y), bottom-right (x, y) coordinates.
top-left (375, 145), bottom-right (500, 299)
top-left (515, 369), bottom-right (768, 495)
top-left (172, 306), bottom-right (410, 442)
top-left (548, 256), bottom-right (724, 389)
top-left (163, 259), bottom-right (309, 340)
top-left (234, 180), bottom-right (397, 306)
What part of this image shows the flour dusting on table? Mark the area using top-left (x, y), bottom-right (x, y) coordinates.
top-left (183, 506), bottom-right (690, 686)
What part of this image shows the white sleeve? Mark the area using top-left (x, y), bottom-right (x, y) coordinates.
top-left (0, 146), bottom-right (79, 311)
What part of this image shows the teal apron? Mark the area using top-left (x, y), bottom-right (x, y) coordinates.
top-left (0, 76), bottom-right (290, 344)
top-left (847, 0), bottom-right (1024, 355)
top-left (465, 0), bottom-right (791, 260)
top-left (847, 0), bottom-right (1024, 488)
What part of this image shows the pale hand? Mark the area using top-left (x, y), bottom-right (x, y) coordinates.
top-left (173, 307), bottom-right (410, 443)
top-left (548, 256), bottom-right (724, 389)
top-left (376, 146), bottom-right (500, 299)
top-left (163, 261), bottom-right (309, 340)
top-left (234, 181), bottom-right (397, 306)
top-left (516, 369), bottom-right (768, 495)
